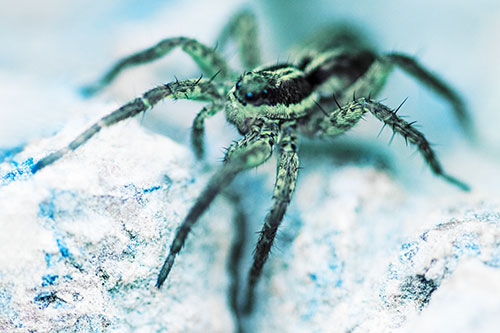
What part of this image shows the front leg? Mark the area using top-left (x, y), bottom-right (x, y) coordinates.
top-left (222, 188), bottom-right (248, 333)
top-left (349, 98), bottom-right (470, 191)
top-left (32, 79), bottom-right (222, 173)
top-left (82, 37), bottom-right (232, 97)
top-left (156, 119), bottom-right (279, 288)
top-left (243, 122), bottom-right (300, 313)
top-left (191, 102), bottom-right (225, 159)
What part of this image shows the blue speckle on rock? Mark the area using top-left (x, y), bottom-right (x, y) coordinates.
top-left (56, 239), bottom-right (71, 258)
top-left (0, 145), bottom-right (25, 163)
top-left (143, 185), bottom-right (160, 194)
top-left (42, 274), bottom-right (59, 286)
top-left (400, 242), bottom-right (419, 263)
top-left (33, 291), bottom-right (62, 309)
top-left (0, 289), bottom-right (23, 328)
top-left (0, 157), bottom-right (34, 186)
top-left (484, 256), bottom-right (500, 268)
top-left (453, 232), bottom-right (481, 257)
top-left (44, 253), bottom-right (52, 267)
top-left (38, 189), bottom-right (80, 221)
top-left (38, 200), bottom-right (56, 220)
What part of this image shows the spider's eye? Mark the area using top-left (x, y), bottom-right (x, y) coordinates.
top-left (263, 89), bottom-right (268, 94)
top-left (246, 92), bottom-right (254, 100)
top-left (236, 81), bottom-right (242, 88)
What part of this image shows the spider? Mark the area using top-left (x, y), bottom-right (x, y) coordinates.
top-left (30, 9), bottom-right (473, 315)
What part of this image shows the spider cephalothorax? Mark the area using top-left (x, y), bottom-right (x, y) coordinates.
top-left (30, 9), bottom-right (473, 317)
top-left (227, 66), bottom-right (317, 133)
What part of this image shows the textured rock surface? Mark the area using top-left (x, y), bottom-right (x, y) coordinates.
top-left (249, 162), bottom-right (500, 333)
top-left (2, 118), bottom-right (499, 332)
top-left (0, 120), bottom-right (235, 332)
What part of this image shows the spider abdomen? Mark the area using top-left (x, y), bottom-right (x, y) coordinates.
top-left (304, 49), bottom-right (377, 95)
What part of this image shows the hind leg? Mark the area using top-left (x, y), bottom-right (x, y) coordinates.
top-left (385, 53), bottom-right (475, 140)
top-left (217, 9), bottom-right (261, 69)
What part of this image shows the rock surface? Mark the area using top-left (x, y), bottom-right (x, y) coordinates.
top-left (1, 117), bottom-right (499, 332)
top-left (249, 162), bottom-right (500, 333)
top-left (0, 120), bottom-right (235, 332)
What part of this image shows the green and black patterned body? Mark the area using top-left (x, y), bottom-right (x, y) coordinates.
top-left (225, 33), bottom-right (397, 140)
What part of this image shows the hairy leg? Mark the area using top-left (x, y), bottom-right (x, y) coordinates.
top-left (32, 79), bottom-right (222, 173)
top-left (217, 9), bottom-right (261, 70)
top-left (223, 188), bottom-right (248, 333)
top-left (156, 119), bottom-right (279, 288)
top-left (191, 102), bottom-right (224, 159)
top-left (82, 37), bottom-right (232, 97)
top-left (297, 96), bottom-right (365, 138)
top-left (243, 122), bottom-right (299, 313)
top-left (344, 98), bottom-right (470, 191)
top-left (385, 52), bottom-right (475, 140)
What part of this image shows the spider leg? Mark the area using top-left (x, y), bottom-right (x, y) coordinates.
top-left (385, 53), bottom-right (475, 140)
top-left (222, 188), bottom-right (248, 333)
top-left (32, 79), bottom-right (222, 173)
top-left (82, 37), bottom-right (232, 97)
top-left (298, 96), bottom-right (366, 138)
top-left (156, 119), bottom-right (279, 288)
top-left (217, 9), bottom-right (261, 69)
top-left (243, 122), bottom-right (299, 313)
top-left (349, 98), bottom-right (470, 191)
top-left (191, 102), bottom-right (224, 159)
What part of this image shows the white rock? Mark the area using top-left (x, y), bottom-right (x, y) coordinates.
top-left (0, 119), bottom-right (235, 332)
top-left (250, 164), bottom-right (500, 332)
top-left (2, 117), bottom-right (500, 332)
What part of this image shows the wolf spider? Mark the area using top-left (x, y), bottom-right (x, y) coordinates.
top-left (31, 9), bottom-right (473, 315)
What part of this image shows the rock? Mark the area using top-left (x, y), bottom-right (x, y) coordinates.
top-left (0, 119), bottom-right (235, 332)
top-left (250, 162), bottom-right (500, 333)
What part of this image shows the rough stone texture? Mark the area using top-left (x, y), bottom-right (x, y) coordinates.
top-left (3, 118), bottom-right (499, 332)
top-left (249, 163), bottom-right (500, 333)
top-left (0, 119), bottom-right (235, 332)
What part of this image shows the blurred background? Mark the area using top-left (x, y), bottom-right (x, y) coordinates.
top-left (0, 0), bottom-right (499, 188)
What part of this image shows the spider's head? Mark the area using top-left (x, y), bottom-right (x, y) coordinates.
top-left (225, 71), bottom-right (276, 134)
top-left (233, 72), bottom-right (276, 107)
top-left (225, 67), bottom-right (313, 134)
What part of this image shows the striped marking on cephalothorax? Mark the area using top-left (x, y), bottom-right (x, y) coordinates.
top-left (233, 65), bottom-right (314, 108)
